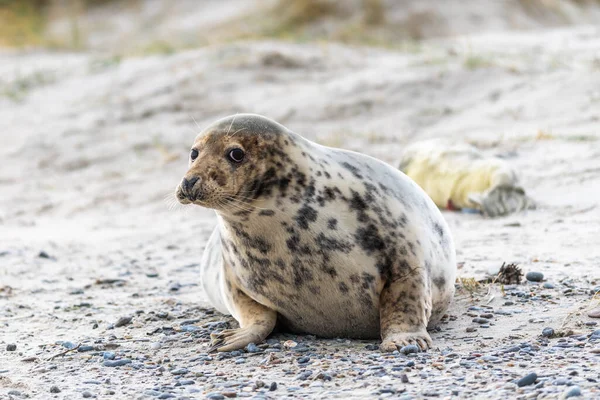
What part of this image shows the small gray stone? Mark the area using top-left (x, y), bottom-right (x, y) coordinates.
top-left (543, 282), bottom-right (555, 289)
top-left (82, 391), bottom-right (93, 398)
top-left (400, 344), bottom-right (420, 355)
top-left (50, 386), bottom-right (61, 393)
top-left (6, 344), bottom-right (17, 351)
top-left (206, 393), bottom-right (225, 400)
top-left (269, 382), bottom-right (278, 391)
top-left (103, 359), bottom-right (132, 367)
top-left (564, 386), bottom-right (582, 398)
top-left (542, 327), bottom-right (555, 337)
top-left (526, 272), bottom-right (544, 282)
top-left (170, 368), bottom-right (188, 375)
top-left (114, 316), bottom-right (132, 327)
top-left (517, 372), bottom-right (538, 387)
top-left (245, 343), bottom-right (260, 353)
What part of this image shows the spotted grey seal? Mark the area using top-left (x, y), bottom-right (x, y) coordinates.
top-left (176, 114), bottom-right (456, 352)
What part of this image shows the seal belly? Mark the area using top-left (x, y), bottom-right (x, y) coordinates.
top-left (200, 225), bottom-right (230, 315)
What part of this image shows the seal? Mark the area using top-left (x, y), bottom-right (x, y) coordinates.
top-left (176, 114), bottom-right (456, 352)
top-left (398, 139), bottom-right (535, 217)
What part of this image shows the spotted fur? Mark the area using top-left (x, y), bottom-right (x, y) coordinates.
top-left (177, 114), bottom-right (457, 351)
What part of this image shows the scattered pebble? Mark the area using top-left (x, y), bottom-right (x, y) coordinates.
top-left (400, 345), bottom-right (420, 355)
top-left (114, 316), bottom-right (133, 327)
top-left (6, 344), bottom-right (17, 351)
top-left (38, 251), bottom-right (52, 259)
top-left (526, 272), bottom-right (544, 282)
top-left (170, 368), bottom-right (188, 375)
top-left (103, 359), bottom-right (132, 367)
top-left (206, 393), bottom-right (225, 400)
top-left (564, 386), bottom-right (582, 398)
top-left (269, 382), bottom-right (278, 391)
top-left (82, 391), bottom-right (93, 398)
top-left (50, 386), bottom-right (61, 393)
top-left (246, 343), bottom-right (260, 353)
top-left (587, 307), bottom-right (600, 318)
top-left (542, 327), bottom-right (555, 337)
top-left (517, 372), bottom-right (538, 387)
top-left (543, 282), bottom-right (555, 289)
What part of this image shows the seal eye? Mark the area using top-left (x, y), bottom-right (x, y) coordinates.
top-left (190, 149), bottom-right (199, 161)
top-left (228, 148), bottom-right (245, 163)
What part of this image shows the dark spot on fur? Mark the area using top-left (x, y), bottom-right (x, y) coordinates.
top-left (355, 224), bottom-right (385, 253)
top-left (433, 276), bottom-right (446, 290)
top-left (258, 210), bottom-right (275, 216)
top-left (327, 218), bottom-right (338, 230)
top-left (286, 233), bottom-right (301, 252)
top-left (433, 222), bottom-right (444, 238)
top-left (295, 204), bottom-right (318, 229)
top-left (339, 282), bottom-right (349, 293)
top-left (340, 162), bottom-right (363, 179)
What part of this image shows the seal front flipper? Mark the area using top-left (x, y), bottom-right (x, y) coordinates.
top-left (379, 272), bottom-right (433, 352)
top-left (209, 288), bottom-right (276, 353)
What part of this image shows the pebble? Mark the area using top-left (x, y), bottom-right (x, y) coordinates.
top-left (564, 386), bottom-right (582, 398)
top-left (543, 282), bottom-right (555, 289)
top-left (158, 394), bottom-right (175, 399)
top-left (114, 316), bottom-right (133, 327)
top-left (400, 345), bottom-right (420, 355)
top-left (150, 342), bottom-right (162, 350)
top-left (78, 345), bottom-right (95, 352)
top-left (297, 356), bottom-right (310, 364)
top-left (103, 359), bottom-right (132, 367)
top-left (61, 341), bottom-right (76, 349)
top-left (38, 251), bottom-right (52, 259)
top-left (473, 318), bottom-right (490, 324)
top-left (269, 382), bottom-right (278, 391)
top-left (6, 344), bottom-right (17, 351)
top-left (206, 393), bottom-right (225, 400)
top-left (542, 327), bottom-right (555, 337)
top-left (517, 372), bottom-right (538, 387)
top-left (587, 307), bottom-right (600, 318)
top-left (466, 327), bottom-right (477, 332)
top-left (245, 343), bottom-right (260, 353)
top-left (50, 386), bottom-right (61, 393)
top-left (82, 391), bottom-right (93, 398)
top-left (526, 272), bottom-right (544, 282)
top-left (297, 371), bottom-right (312, 380)
top-left (170, 368), bottom-right (188, 375)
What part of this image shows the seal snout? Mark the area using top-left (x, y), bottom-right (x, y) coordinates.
top-left (180, 175), bottom-right (202, 201)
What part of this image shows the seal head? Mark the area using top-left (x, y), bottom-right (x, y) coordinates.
top-left (176, 114), bottom-right (297, 213)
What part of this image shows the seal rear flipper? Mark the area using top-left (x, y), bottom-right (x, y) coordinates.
top-left (379, 272), bottom-right (433, 352)
top-left (469, 185), bottom-right (534, 217)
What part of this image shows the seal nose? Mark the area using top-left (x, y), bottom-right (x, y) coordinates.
top-left (182, 176), bottom-right (199, 195)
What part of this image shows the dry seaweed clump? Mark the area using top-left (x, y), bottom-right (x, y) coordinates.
top-left (482, 262), bottom-right (523, 285)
